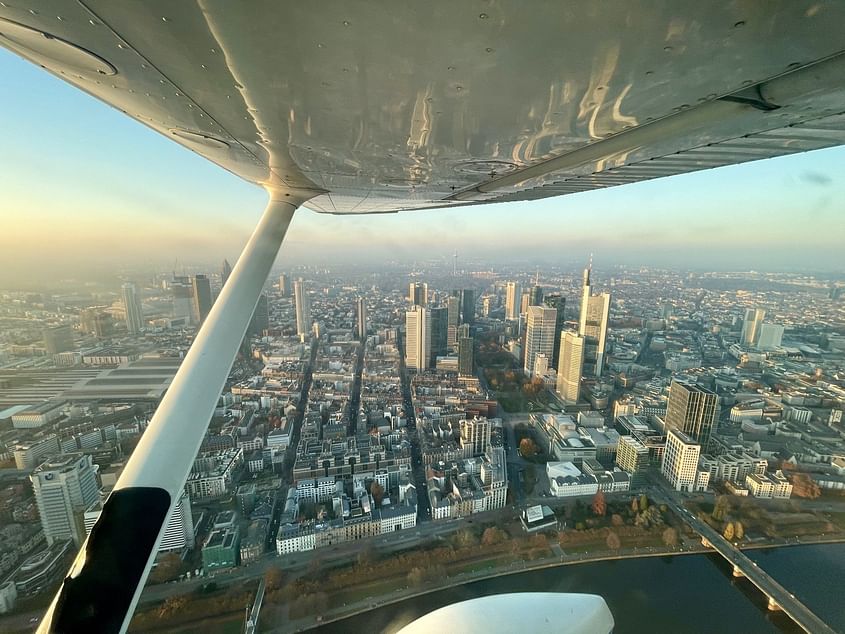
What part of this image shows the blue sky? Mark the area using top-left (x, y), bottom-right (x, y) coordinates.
top-left (1, 47), bottom-right (842, 286)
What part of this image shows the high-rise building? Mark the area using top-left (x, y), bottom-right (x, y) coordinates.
top-left (294, 280), bottom-right (311, 336)
top-left (356, 297), bottom-right (367, 340)
top-left (84, 491), bottom-right (194, 552)
top-left (171, 275), bottom-right (193, 324)
top-left (756, 323), bottom-right (784, 350)
top-left (429, 306), bottom-right (448, 365)
top-left (578, 264), bottom-right (610, 377)
top-left (740, 308), bottom-right (766, 346)
top-left (461, 289), bottom-right (476, 325)
top-left (458, 332), bottom-right (474, 377)
top-left (80, 309), bottom-right (113, 338)
top-left (520, 291), bottom-right (530, 316)
top-left (278, 273), bottom-right (291, 297)
top-left (247, 293), bottom-right (269, 337)
top-left (446, 295), bottom-right (461, 350)
top-left (524, 306), bottom-right (557, 376)
top-left (221, 259), bottom-right (233, 286)
top-left (191, 275), bottom-right (213, 325)
top-left (31, 453), bottom-right (99, 546)
top-left (405, 306), bottom-right (430, 371)
top-left (121, 282), bottom-right (144, 335)
top-left (460, 417), bottom-right (491, 457)
top-left (505, 282), bottom-right (521, 321)
top-left (529, 285), bottom-right (544, 307)
top-left (42, 325), bottom-right (74, 354)
top-left (409, 282), bottom-right (428, 307)
top-left (661, 429), bottom-right (709, 493)
top-left (544, 294), bottom-right (566, 369)
top-left (665, 380), bottom-right (719, 449)
top-left (482, 296), bottom-right (492, 317)
top-left (556, 331), bottom-right (584, 403)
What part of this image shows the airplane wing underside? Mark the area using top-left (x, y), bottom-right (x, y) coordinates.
top-left (2, 2), bottom-right (845, 214)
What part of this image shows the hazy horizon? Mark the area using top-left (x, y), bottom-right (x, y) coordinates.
top-left (2, 48), bottom-right (844, 289)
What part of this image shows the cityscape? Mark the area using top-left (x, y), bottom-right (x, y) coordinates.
top-left (3, 5), bottom-right (845, 631)
top-left (0, 258), bottom-right (843, 632)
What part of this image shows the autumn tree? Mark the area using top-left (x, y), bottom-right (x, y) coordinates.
top-left (631, 496), bottom-right (639, 513)
top-left (790, 473), bottom-right (821, 499)
top-left (611, 513), bottom-right (624, 527)
top-left (481, 527), bottom-right (508, 546)
top-left (592, 489), bottom-right (607, 517)
top-left (639, 494), bottom-right (649, 511)
top-left (662, 527), bottom-right (679, 547)
top-left (735, 521), bottom-right (745, 540)
top-left (454, 528), bottom-right (479, 549)
top-left (370, 481), bottom-right (385, 506)
top-left (712, 495), bottom-right (730, 521)
top-left (606, 531), bottom-right (621, 550)
top-left (264, 566), bottom-right (285, 592)
top-left (519, 437), bottom-right (538, 457)
top-left (723, 521), bottom-right (735, 541)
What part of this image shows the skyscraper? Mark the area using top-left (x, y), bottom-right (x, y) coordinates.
top-left (458, 332), bottom-right (474, 377)
top-left (505, 282), bottom-right (521, 321)
top-left (429, 306), bottom-right (448, 366)
top-left (665, 380), bottom-right (719, 449)
top-left (544, 293), bottom-right (566, 369)
top-left (87, 491), bottom-right (194, 552)
top-left (294, 279), bottom-right (311, 336)
top-left (520, 290), bottom-right (530, 316)
top-left (171, 275), bottom-right (193, 324)
top-left (578, 264), bottom-right (610, 377)
top-left (221, 259), bottom-right (233, 286)
top-left (31, 453), bottom-right (99, 547)
top-left (405, 306), bottom-right (430, 371)
top-left (80, 309), bottom-right (113, 338)
top-left (461, 289), bottom-right (476, 325)
top-left (446, 295), bottom-right (461, 350)
top-left (191, 275), bottom-right (213, 325)
top-left (247, 293), bottom-right (269, 337)
top-left (357, 297), bottom-right (367, 341)
top-left (756, 323), bottom-right (784, 350)
top-left (121, 282), bottom-right (144, 335)
top-left (524, 306), bottom-right (557, 376)
top-left (556, 331), bottom-right (584, 403)
top-left (278, 273), bottom-right (291, 298)
top-left (529, 285), bottom-right (544, 307)
top-left (43, 325), bottom-right (74, 354)
top-left (740, 308), bottom-right (766, 346)
top-left (409, 282), bottom-right (428, 307)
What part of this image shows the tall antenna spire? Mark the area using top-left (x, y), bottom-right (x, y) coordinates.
top-left (534, 267), bottom-right (540, 285)
top-left (453, 250), bottom-right (458, 276)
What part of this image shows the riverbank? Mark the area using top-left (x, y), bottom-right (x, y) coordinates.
top-left (272, 534), bottom-right (845, 633)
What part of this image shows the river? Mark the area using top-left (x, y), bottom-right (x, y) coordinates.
top-left (313, 543), bottom-right (845, 633)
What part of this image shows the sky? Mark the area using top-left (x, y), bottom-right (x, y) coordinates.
top-left (1, 47), bottom-right (843, 289)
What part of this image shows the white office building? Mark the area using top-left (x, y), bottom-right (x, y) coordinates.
top-left (294, 279), bottom-right (311, 337)
top-left (524, 306), bottom-right (557, 376)
top-left (661, 429), bottom-right (710, 493)
top-left (31, 453), bottom-right (99, 546)
top-left (405, 306), bottom-right (431, 371)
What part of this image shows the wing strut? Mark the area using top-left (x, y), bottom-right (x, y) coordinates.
top-left (38, 195), bottom-right (309, 633)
